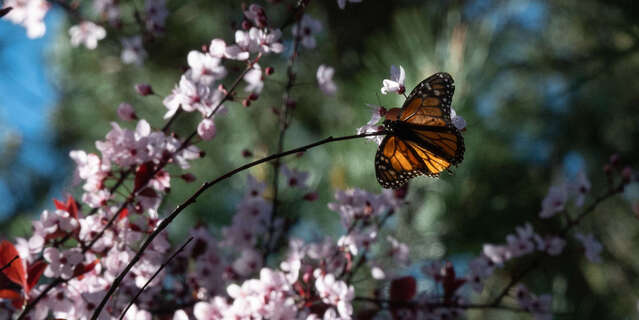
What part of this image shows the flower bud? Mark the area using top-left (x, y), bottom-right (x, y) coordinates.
top-left (134, 83), bottom-right (154, 96)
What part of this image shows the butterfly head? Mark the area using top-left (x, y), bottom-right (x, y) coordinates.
top-left (384, 107), bottom-right (402, 121)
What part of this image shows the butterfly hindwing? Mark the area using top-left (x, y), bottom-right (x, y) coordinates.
top-left (407, 124), bottom-right (465, 165)
top-left (375, 135), bottom-right (425, 189)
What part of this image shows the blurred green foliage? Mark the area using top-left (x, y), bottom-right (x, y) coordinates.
top-left (3, 0), bottom-right (639, 318)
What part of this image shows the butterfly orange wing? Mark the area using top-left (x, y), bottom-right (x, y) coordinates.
top-left (399, 72), bottom-right (454, 127)
top-left (375, 72), bottom-right (464, 189)
top-left (375, 135), bottom-right (426, 189)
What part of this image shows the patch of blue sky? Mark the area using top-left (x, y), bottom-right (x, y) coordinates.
top-left (513, 131), bottom-right (551, 164)
top-left (0, 180), bottom-right (17, 217)
top-left (475, 71), bottom-right (519, 121)
top-left (0, 8), bottom-right (63, 219)
top-left (541, 74), bottom-right (570, 112)
top-left (465, 0), bottom-right (546, 32)
top-left (562, 152), bottom-right (586, 177)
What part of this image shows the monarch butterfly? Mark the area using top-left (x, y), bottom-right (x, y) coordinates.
top-left (375, 72), bottom-right (465, 189)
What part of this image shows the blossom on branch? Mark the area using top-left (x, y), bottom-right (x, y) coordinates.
top-left (121, 36), bottom-right (147, 66)
top-left (209, 38), bottom-right (249, 60)
top-left (317, 64), bottom-right (337, 96)
top-left (2, 0), bottom-right (49, 38)
top-left (292, 14), bottom-right (323, 49)
top-left (381, 65), bottom-right (406, 95)
top-left (68, 21), bottom-right (106, 50)
top-left (574, 232), bottom-right (603, 263)
top-left (539, 184), bottom-right (567, 218)
top-left (187, 51), bottom-right (227, 86)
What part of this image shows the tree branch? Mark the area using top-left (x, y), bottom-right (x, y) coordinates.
top-left (118, 237), bottom-right (194, 320)
top-left (263, 11), bottom-right (305, 265)
top-left (89, 131), bottom-right (384, 320)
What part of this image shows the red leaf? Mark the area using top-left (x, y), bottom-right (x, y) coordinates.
top-left (54, 195), bottom-right (79, 219)
top-left (53, 199), bottom-right (65, 211)
top-left (389, 276), bottom-right (417, 302)
top-left (67, 196), bottom-right (79, 219)
top-left (0, 288), bottom-right (21, 300)
top-left (0, 288), bottom-right (24, 308)
top-left (0, 241), bottom-right (26, 290)
top-left (26, 260), bottom-right (47, 293)
top-left (117, 208), bottom-right (130, 221)
top-left (442, 262), bottom-right (466, 303)
top-left (134, 162), bottom-right (154, 191)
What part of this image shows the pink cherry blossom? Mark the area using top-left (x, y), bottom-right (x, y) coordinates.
top-left (243, 63), bottom-right (264, 93)
top-left (2, 0), bottom-right (49, 38)
top-left (466, 256), bottom-right (495, 292)
top-left (317, 65), bottom-right (337, 96)
top-left (243, 4), bottom-right (268, 28)
top-left (387, 236), bottom-right (409, 265)
top-left (569, 169), bottom-right (591, 207)
top-left (381, 65), bottom-right (406, 95)
top-left (144, 0), bottom-right (168, 36)
top-left (121, 36), bottom-right (147, 66)
top-left (235, 27), bottom-right (284, 54)
top-left (187, 50), bottom-right (227, 85)
top-left (515, 285), bottom-right (552, 320)
top-left (43, 247), bottom-right (83, 279)
top-left (482, 243), bottom-right (511, 265)
top-left (197, 118), bottom-right (217, 140)
top-left (193, 297), bottom-right (230, 320)
top-left (68, 21), bottom-right (106, 50)
top-left (338, 228), bottom-right (377, 255)
top-left (534, 235), bottom-right (566, 256)
top-left (314, 273), bottom-right (354, 319)
top-left (122, 303), bottom-right (152, 320)
top-left (164, 75), bottom-right (214, 118)
top-left (574, 232), bottom-right (603, 263)
top-left (293, 15), bottom-right (323, 49)
top-left (356, 105), bottom-right (384, 145)
top-left (539, 184), bottom-right (567, 218)
top-left (93, 0), bottom-right (120, 26)
top-left (505, 223), bottom-right (536, 258)
top-left (328, 188), bottom-right (396, 227)
top-left (117, 102), bottom-right (137, 121)
top-left (15, 234), bottom-right (44, 264)
top-left (209, 38), bottom-right (249, 60)
top-left (281, 164), bottom-right (310, 188)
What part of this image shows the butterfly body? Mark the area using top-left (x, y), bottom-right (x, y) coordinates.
top-left (375, 72), bottom-right (465, 189)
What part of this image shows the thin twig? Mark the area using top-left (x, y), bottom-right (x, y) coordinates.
top-left (344, 210), bottom-right (395, 284)
top-left (89, 131), bottom-right (384, 320)
top-left (263, 14), bottom-right (305, 264)
top-left (18, 53), bottom-right (257, 320)
top-left (118, 237), bottom-right (194, 320)
top-left (489, 185), bottom-right (622, 307)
